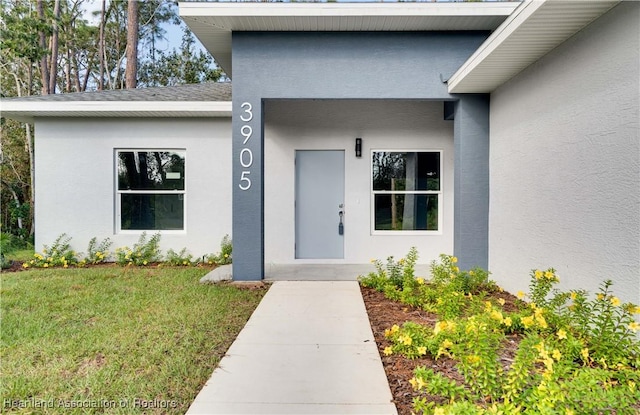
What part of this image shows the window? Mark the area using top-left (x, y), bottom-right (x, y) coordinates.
top-left (372, 151), bottom-right (441, 232)
top-left (116, 150), bottom-right (185, 231)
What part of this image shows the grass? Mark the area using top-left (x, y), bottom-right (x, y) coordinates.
top-left (1, 266), bottom-right (266, 414)
top-left (3, 248), bottom-right (34, 262)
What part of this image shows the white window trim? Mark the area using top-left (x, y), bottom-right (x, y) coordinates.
top-left (370, 149), bottom-right (443, 236)
top-left (115, 148), bottom-right (187, 234)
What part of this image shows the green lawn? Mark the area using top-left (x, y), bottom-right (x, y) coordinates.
top-left (1, 267), bottom-right (266, 414)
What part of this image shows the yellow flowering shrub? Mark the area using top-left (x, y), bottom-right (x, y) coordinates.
top-left (165, 247), bottom-right (197, 266)
top-left (115, 232), bottom-right (162, 266)
top-left (27, 234), bottom-right (79, 268)
top-left (84, 236), bottom-right (112, 264)
top-left (368, 253), bottom-right (640, 415)
top-left (205, 234), bottom-right (233, 265)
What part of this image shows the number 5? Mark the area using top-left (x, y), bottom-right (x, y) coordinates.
top-left (239, 171), bottom-right (251, 190)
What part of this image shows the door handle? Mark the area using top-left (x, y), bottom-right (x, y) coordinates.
top-left (338, 209), bottom-right (344, 235)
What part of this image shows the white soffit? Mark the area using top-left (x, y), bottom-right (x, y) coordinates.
top-left (447, 0), bottom-right (620, 93)
top-left (0, 101), bottom-right (232, 123)
top-left (179, 2), bottom-right (519, 78)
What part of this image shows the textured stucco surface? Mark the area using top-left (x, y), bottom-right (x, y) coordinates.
top-left (232, 31), bottom-right (491, 279)
top-left (34, 118), bottom-right (232, 257)
top-left (264, 99), bottom-right (454, 266)
top-left (488, 2), bottom-right (640, 304)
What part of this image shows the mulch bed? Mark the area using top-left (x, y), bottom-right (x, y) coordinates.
top-left (360, 286), bottom-right (523, 415)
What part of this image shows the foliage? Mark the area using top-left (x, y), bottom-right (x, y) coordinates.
top-left (0, 253), bottom-right (11, 269)
top-left (0, 232), bottom-right (31, 254)
top-left (360, 246), bottom-right (419, 291)
top-left (360, 251), bottom-right (497, 319)
top-left (115, 232), bottom-right (162, 266)
top-left (363, 250), bottom-right (640, 414)
top-left (22, 233), bottom-right (79, 269)
top-left (165, 247), bottom-right (197, 266)
top-left (0, 119), bottom-right (33, 238)
top-left (83, 237), bottom-right (113, 265)
top-left (206, 234), bottom-right (233, 266)
top-left (138, 28), bottom-right (222, 87)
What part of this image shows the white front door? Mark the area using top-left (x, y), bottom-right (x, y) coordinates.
top-left (295, 150), bottom-right (345, 259)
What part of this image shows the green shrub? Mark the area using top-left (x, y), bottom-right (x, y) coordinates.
top-left (115, 232), bottom-right (162, 266)
top-left (1, 232), bottom-right (32, 254)
top-left (165, 248), bottom-right (196, 266)
top-left (364, 251), bottom-right (640, 414)
top-left (359, 247), bottom-right (419, 291)
top-left (395, 266), bottom-right (640, 414)
top-left (0, 253), bottom-right (12, 269)
top-left (23, 234), bottom-right (79, 269)
top-left (83, 237), bottom-right (113, 265)
top-left (205, 234), bottom-right (232, 265)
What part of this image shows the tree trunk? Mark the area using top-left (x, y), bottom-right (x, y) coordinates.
top-left (65, 48), bottom-right (72, 93)
top-left (36, 0), bottom-right (50, 95)
top-left (48, 0), bottom-right (61, 94)
top-left (98, 0), bottom-right (106, 90)
top-left (125, 0), bottom-right (138, 89)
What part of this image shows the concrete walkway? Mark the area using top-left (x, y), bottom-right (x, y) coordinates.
top-left (187, 281), bottom-right (398, 414)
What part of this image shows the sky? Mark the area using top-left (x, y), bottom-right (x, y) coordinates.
top-left (82, 1), bottom-right (195, 55)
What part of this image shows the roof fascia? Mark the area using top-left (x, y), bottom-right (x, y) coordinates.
top-left (447, 0), bottom-right (621, 93)
top-left (1, 101), bottom-right (232, 123)
top-left (179, 2), bottom-right (519, 19)
top-left (447, 0), bottom-right (544, 93)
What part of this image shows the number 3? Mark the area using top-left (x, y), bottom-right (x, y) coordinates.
top-left (240, 102), bottom-right (253, 122)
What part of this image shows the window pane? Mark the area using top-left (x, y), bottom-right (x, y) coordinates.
top-left (372, 151), bottom-right (440, 191)
top-left (118, 151), bottom-right (185, 191)
top-left (120, 194), bottom-right (184, 230)
top-left (374, 194), bottom-right (438, 231)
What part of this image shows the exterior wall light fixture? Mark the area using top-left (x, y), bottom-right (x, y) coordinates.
top-left (355, 138), bottom-right (362, 158)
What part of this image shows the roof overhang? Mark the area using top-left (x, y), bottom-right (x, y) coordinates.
top-left (448, 0), bottom-right (620, 93)
top-left (179, 2), bottom-right (519, 78)
top-left (1, 101), bottom-right (232, 123)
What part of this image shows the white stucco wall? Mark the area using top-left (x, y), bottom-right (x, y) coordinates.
top-left (34, 117), bottom-right (232, 258)
top-left (264, 100), bottom-right (454, 266)
top-left (489, 3), bottom-right (640, 304)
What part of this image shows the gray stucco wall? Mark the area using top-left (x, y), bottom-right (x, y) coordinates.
top-left (454, 95), bottom-right (490, 270)
top-left (231, 31), bottom-right (491, 279)
top-left (489, 2), bottom-right (640, 304)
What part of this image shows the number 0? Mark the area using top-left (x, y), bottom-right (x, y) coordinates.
top-left (240, 148), bottom-right (253, 168)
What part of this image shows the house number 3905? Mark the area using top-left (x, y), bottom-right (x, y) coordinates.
top-left (238, 102), bottom-right (253, 190)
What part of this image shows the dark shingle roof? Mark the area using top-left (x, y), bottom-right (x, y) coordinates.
top-left (5, 82), bottom-right (231, 102)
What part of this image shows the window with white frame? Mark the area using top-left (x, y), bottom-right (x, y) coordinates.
top-left (372, 151), bottom-right (441, 232)
top-left (116, 150), bottom-right (185, 231)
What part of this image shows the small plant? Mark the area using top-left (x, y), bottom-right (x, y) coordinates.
top-left (359, 247), bottom-right (419, 291)
top-left (430, 254), bottom-right (492, 295)
top-left (206, 234), bottom-right (232, 265)
top-left (568, 279), bottom-right (640, 367)
top-left (23, 233), bottom-right (79, 269)
top-left (383, 321), bottom-right (436, 359)
top-left (115, 232), bottom-right (162, 266)
top-left (165, 248), bottom-right (196, 266)
top-left (1, 253), bottom-right (12, 269)
top-left (1, 232), bottom-right (31, 254)
top-left (84, 237), bottom-right (113, 265)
